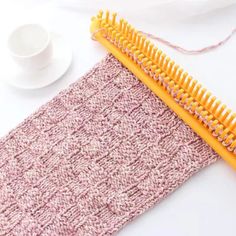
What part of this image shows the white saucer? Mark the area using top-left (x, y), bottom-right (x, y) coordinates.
top-left (1, 33), bottom-right (72, 89)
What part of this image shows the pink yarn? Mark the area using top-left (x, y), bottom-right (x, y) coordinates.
top-left (140, 28), bottom-right (236, 55)
top-left (0, 55), bottom-right (218, 235)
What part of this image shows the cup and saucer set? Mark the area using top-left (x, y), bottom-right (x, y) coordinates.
top-left (1, 24), bottom-right (72, 89)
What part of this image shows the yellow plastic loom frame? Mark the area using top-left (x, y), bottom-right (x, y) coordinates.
top-left (90, 10), bottom-right (236, 169)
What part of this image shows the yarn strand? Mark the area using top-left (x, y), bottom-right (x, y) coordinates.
top-left (140, 27), bottom-right (236, 55)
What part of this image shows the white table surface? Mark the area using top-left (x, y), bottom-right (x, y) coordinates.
top-left (0, 1), bottom-right (236, 235)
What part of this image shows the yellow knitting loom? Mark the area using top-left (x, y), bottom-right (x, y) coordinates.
top-left (90, 10), bottom-right (236, 169)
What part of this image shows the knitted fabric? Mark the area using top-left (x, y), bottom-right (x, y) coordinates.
top-left (0, 54), bottom-right (218, 235)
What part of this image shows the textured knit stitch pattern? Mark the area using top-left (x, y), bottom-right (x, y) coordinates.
top-left (0, 54), bottom-right (218, 236)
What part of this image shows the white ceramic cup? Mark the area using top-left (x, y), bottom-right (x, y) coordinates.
top-left (7, 24), bottom-right (53, 71)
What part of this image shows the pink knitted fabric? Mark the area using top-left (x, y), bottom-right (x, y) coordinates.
top-left (0, 54), bottom-right (218, 235)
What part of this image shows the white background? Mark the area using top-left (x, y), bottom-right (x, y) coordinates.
top-left (0, 1), bottom-right (236, 235)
